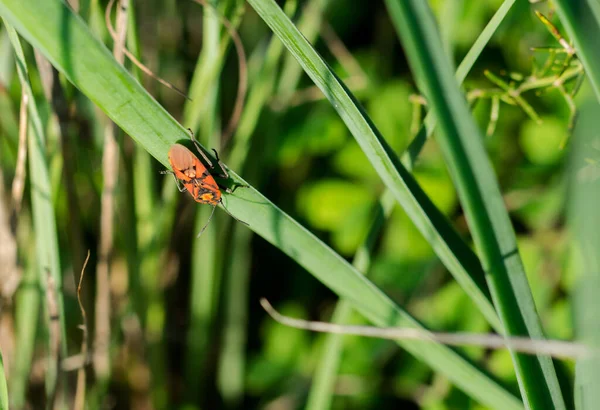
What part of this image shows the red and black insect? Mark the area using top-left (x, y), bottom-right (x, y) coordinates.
top-left (162, 130), bottom-right (248, 237)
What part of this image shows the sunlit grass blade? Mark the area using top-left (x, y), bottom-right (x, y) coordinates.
top-left (0, 1), bottom-right (524, 407)
top-left (4, 22), bottom-right (66, 403)
top-left (383, 0), bottom-right (564, 408)
top-left (276, 0), bottom-right (326, 105)
top-left (405, 0), bottom-right (516, 167)
top-left (568, 101), bottom-right (600, 410)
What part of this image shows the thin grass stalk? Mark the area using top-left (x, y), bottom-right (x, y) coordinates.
top-left (33, 48), bottom-right (85, 274)
top-left (10, 90), bottom-right (26, 215)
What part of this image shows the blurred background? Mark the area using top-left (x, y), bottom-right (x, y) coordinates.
top-left (0, 0), bottom-right (587, 408)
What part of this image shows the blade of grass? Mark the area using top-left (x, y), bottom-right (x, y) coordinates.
top-left (569, 101), bottom-right (600, 410)
top-left (0, 351), bottom-right (7, 410)
top-left (308, 2), bottom-right (517, 406)
top-left (9, 258), bottom-right (38, 409)
top-left (0, 29), bottom-right (14, 85)
top-left (405, 0), bottom-right (516, 167)
top-left (216, 225), bottom-right (252, 407)
top-left (5, 22), bottom-right (66, 404)
top-left (383, 0), bottom-right (564, 408)
top-left (276, 0), bottom-right (329, 105)
top-left (0, 2), bottom-right (520, 407)
top-left (553, 0), bottom-right (600, 102)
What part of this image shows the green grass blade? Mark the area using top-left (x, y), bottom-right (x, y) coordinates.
top-left (569, 102), bottom-right (600, 410)
top-left (9, 259), bottom-right (39, 409)
top-left (406, 0), bottom-right (516, 166)
top-left (5, 22), bottom-right (66, 403)
top-left (0, 1), bottom-right (520, 407)
top-left (383, 0), bottom-right (564, 408)
top-left (245, 0), bottom-right (500, 334)
top-left (217, 226), bottom-right (252, 406)
top-left (454, 0), bottom-right (515, 84)
top-left (553, 0), bottom-right (600, 102)
top-left (0, 350), bottom-right (7, 410)
top-left (276, 0), bottom-right (327, 104)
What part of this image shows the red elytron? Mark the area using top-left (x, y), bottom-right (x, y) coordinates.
top-left (162, 130), bottom-right (248, 236)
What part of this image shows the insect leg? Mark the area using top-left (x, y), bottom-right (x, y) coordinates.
top-left (197, 205), bottom-right (218, 238)
top-left (211, 148), bottom-right (230, 179)
top-left (161, 170), bottom-right (187, 192)
top-left (219, 199), bottom-right (249, 226)
top-left (217, 183), bottom-right (248, 194)
top-left (187, 127), bottom-right (214, 168)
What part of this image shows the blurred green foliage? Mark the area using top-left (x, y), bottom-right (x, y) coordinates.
top-left (0, 0), bottom-right (588, 408)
